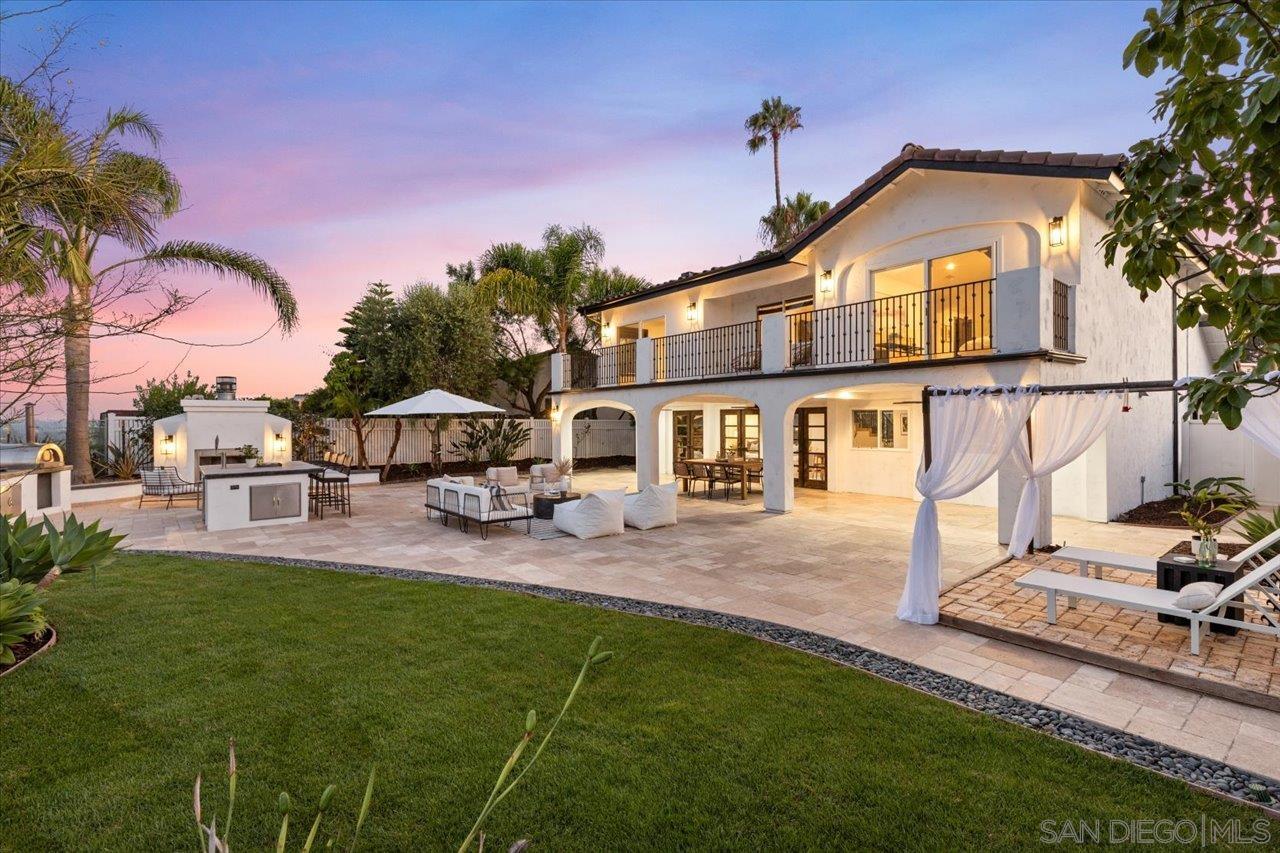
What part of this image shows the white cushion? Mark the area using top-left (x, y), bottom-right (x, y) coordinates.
top-left (623, 483), bottom-right (677, 530)
top-left (487, 466), bottom-right (520, 486)
top-left (529, 463), bottom-right (558, 480)
top-left (1175, 581), bottom-right (1223, 611)
top-left (553, 488), bottom-right (625, 539)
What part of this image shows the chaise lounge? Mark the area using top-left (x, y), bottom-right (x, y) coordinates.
top-left (1015, 554), bottom-right (1280, 655)
top-left (1052, 527), bottom-right (1280, 579)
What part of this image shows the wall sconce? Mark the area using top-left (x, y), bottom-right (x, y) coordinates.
top-left (601, 320), bottom-right (613, 341)
top-left (819, 269), bottom-right (833, 294)
top-left (273, 432), bottom-right (285, 458)
top-left (686, 301), bottom-right (697, 323)
top-left (549, 402), bottom-right (562, 422)
top-left (162, 434), bottom-right (175, 456)
top-left (1048, 216), bottom-right (1065, 248)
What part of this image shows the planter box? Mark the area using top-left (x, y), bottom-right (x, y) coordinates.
top-left (71, 479), bottom-right (143, 505)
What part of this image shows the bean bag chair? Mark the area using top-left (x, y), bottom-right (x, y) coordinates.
top-left (623, 482), bottom-right (677, 530)
top-left (553, 489), bottom-right (625, 539)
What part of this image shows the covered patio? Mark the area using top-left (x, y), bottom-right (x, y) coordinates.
top-left (71, 468), bottom-right (1280, 782)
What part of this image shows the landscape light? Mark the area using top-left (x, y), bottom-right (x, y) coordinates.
top-left (1048, 216), bottom-right (1065, 247)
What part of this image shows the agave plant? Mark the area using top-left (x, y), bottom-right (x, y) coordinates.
top-left (0, 512), bottom-right (126, 586)
top-left (0, 578), bottom-right (48, 665)
top-left (1238, 507), bottom-right (1280, 560)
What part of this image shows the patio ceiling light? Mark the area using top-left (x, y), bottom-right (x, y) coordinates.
top-left (1048, 216), bottom-right (1065, 247)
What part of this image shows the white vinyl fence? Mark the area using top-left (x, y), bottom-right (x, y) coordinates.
top-left (319, 418), bottom-right (634, 467)
top-left (1183, 419), bottom-right (1280, 504)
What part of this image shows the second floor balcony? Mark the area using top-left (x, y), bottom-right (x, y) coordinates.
top-left (562, 270), bottom-right (1071, 392)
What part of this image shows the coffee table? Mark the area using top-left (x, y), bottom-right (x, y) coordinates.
top-left (533, 492), bottom-right (580, 520)
top-left (1155, 548), bottom-right (1244, 635)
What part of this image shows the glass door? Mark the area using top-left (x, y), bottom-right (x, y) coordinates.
top-left (719, 408), bottom-right (760, 459)
top-left (672, 410), bottom-right (704, 461)
top-left (793, 407), bottom-right (827, 489)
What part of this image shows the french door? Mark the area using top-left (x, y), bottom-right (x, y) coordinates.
top-left (793, 407), bottom-right (827, 489)
top-left (720, 408), bottom-right (761, 459)
top-left (672, 410), bottom-right (704, 460)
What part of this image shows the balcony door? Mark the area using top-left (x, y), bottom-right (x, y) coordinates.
top-left (672, 410), bottom-right (704, 461)
top-left (870, 247), bottom-right (992, 361)
top-left (793, 407), bottom-right (827, 489)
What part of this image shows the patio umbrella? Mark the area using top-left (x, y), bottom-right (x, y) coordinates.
top-left (365, 389), bottom-right (505, 418)
top-left (365, 390), bottom-right (506, 477)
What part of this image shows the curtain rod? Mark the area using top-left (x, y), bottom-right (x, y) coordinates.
top-left (924, 379), bottom-right (1182, 397)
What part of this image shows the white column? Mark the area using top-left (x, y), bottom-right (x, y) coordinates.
top-left (658, 409), bottom-right (673, 476)
top-left (761, 312), bottom-right (786, 373)
top-left (760, 400), bottom-right (794, 513)
top-left (551, 413), bottom-right (573, 465)
top-left (634, 406), bottom-right (660, 490)
top-left (550, 352), bottom-right (569, 392)
top-left (635, 338), bottom-right (655, 385)
top-left (703, 404), bottom-right (721, 458)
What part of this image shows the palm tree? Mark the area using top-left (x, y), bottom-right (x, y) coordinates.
top-left (759, 191), bottom-right (832, 249)
top-left (744, 97), bottom-right (803, 212)
top-left (476, 224), bottom-right (646, 353)
top-left (21, 104), bottom-right (298, 482)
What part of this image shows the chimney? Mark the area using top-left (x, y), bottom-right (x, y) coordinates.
top-left (215, 376), bottom-right (238, 400)
top-left (25, 403), bottom-right (37, 443)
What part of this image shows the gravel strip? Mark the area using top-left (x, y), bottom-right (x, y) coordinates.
top-left (138, 548), bottom-right (1280, 813)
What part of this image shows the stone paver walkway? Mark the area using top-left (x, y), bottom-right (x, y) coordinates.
top-left (76, 469), bottom-right (1280, 782)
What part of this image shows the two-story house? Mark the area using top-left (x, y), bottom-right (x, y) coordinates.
top-left (548, 144), bottom-right (1214, 541)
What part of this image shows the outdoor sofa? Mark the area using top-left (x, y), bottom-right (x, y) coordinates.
top-left (426, 476), bottom-right (531, 540)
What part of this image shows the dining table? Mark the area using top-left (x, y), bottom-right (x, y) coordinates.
top-left (684, 457), bottom-right (763, 500)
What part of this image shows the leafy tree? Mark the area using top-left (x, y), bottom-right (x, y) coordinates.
top-left (744, 96), bottom-right (804, 212)
top-left (133, 372), bottom-right (212, 439)
top-left (476, 224), bottom-right (646, 353)
top-left (397, 281), bottom-right (498, 400)
top-left (2, 85), bottom-right (298, 482)
top-left (336, 281), bottom-right (407, 405)
top-left (759, 190), bottom-right (831, 249)
top-left (1103, 0), bottom-right (1280, 426)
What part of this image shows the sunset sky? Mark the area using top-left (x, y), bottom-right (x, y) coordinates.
top-left (3, 0), bottom-right (1164, 417)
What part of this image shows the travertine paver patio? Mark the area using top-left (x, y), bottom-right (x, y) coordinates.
top-left (76, 469), bottom-right (1280, 781)
top-left (941, 555), bottom-right (1280, 707)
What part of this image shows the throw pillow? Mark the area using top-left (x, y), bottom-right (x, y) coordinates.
top-left (488, 484), bottom-right (513, 512)
top-left (1175, 581), bottom-right (1223, 611)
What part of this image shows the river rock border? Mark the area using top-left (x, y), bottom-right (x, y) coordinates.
top-left (142, 548), bottom-right (1280, 814)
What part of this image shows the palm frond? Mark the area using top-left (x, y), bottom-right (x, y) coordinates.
top-left (476, 267), bottom-right (548, 323)
top-left (99, 240), bottom-right (298, 333)
top-left (97, 107), bottom-right (162, 149)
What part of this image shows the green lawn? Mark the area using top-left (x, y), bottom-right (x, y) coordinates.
top-left (0, 554), bottom-right (1268, 850)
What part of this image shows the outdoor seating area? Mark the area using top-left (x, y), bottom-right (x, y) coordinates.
top-left (674, 458), bottom-right (764, 501)
top-left (139, 466), bottom-right (201, 509)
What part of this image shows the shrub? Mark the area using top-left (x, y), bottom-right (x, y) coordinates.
top-left (1166, 476), bottom-right (1258, 538)
top-left (1239, 507), bottom-right (1280, 560)
top-left (1, 512), bottom-right (126, 586)
top-left (96, 441), bottom-right (144, 481)
top-left (481, 417), bottom-right (531, 468)
top-left (0, 579), bottom-right (48, 665)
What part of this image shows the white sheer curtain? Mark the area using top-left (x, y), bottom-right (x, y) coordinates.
top-left (897, 387), bottom-right (1039, 624)
top-left (1241, 372), bottom-right (1280, 459)
top-left (1007, 392), bottom-right (1122, 557)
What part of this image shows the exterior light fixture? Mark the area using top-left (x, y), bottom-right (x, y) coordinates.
top-left (274, 432), bottom-right (285, 457)
top-left (601, 321), bottom-right (612, 341)
top-left (162, 434), bottom-right (175, 455)
top-left (686, 301), bottom-right (697, 322)
top-left (1048, 216), bottom-right (1065, 247)
top-left (550, 402), bottom-right (562, 422)
top-left (819, 269), bottom-right (833, 294)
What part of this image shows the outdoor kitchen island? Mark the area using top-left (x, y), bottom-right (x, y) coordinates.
top-left (200, 462), bottom-right (320, 532)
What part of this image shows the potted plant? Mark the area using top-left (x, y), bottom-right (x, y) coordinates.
top-left (553, 457), bottom-right (574, 493)
top-left (1170, 476), bottom-right (1256, 567)
top-left (240, 444), bottom-right (260, 468)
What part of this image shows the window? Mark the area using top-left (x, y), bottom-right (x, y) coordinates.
top-left (853, 408), bottom-right (908, 450)
top-left (721, 408), bottom-right (761, 458)
top-left (852, 410), bottom-right (878, 448)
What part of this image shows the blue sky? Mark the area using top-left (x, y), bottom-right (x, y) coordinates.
top-left (1, 0), bottom-right (1163, 410)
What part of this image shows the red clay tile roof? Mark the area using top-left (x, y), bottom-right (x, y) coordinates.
top-left (581, 143), bottom-right (1126, 314)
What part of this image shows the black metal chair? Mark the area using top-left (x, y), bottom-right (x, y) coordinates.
top-left (140, 466), bottom-right (201, 509)
top-left (309, 451), bottom-right (351, 518)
